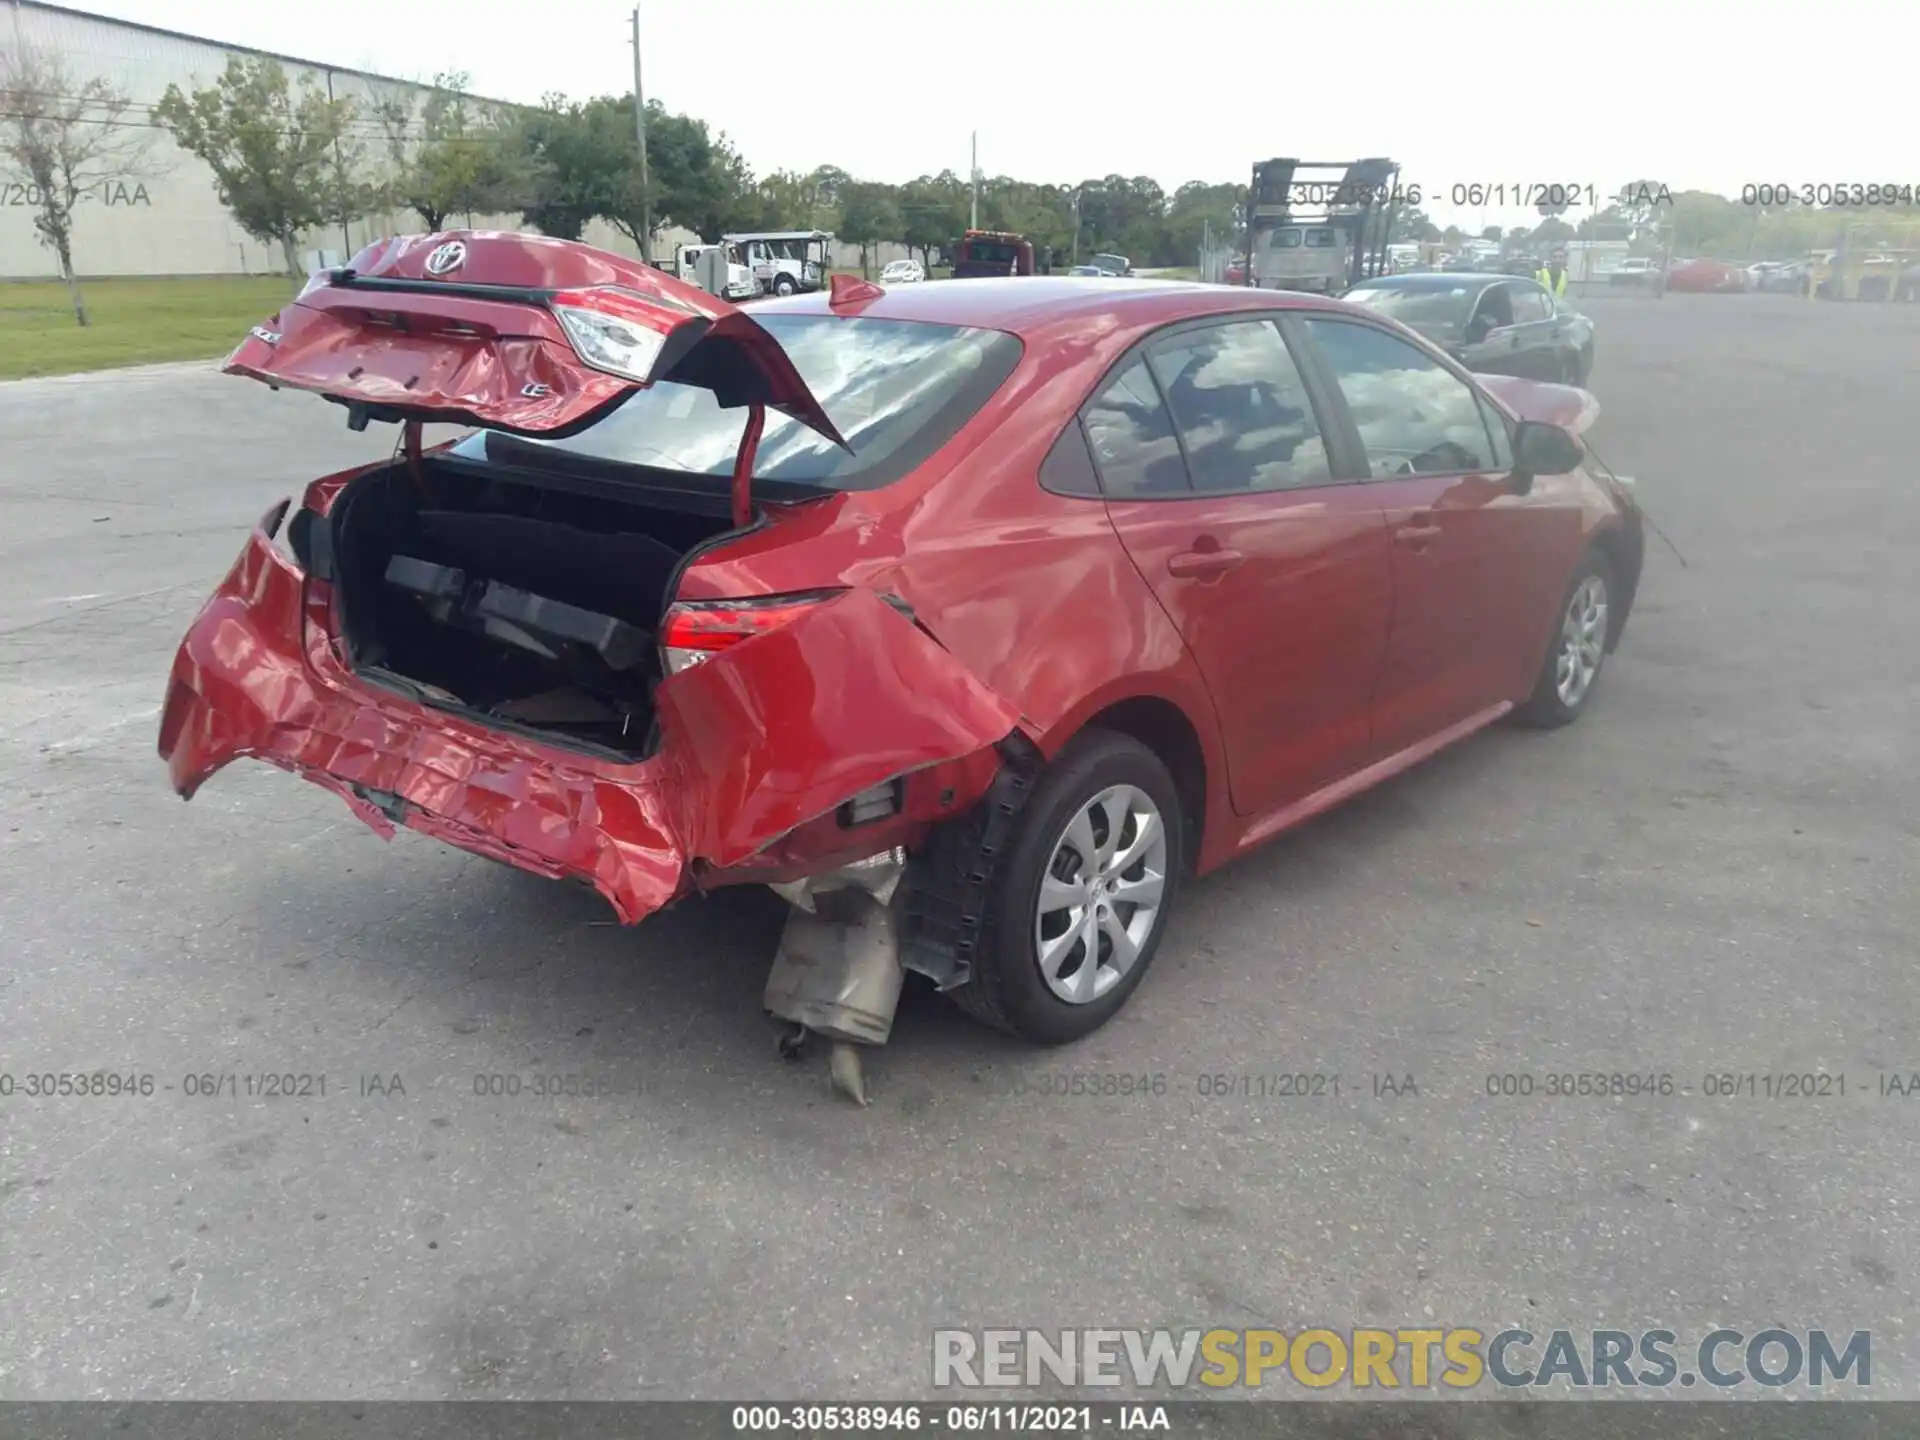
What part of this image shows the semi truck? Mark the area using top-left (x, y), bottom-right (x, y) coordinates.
top-left (722, 230), bottom-right (834, 295)
top-left (673, 241), bottom-right (757, 301)
top-left (950, 229), bottom-right (1038, 278)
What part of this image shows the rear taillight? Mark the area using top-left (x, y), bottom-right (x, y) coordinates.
top-left (549, 285), bottom-right (698, 384)
top-left (658, 591), bottom-right (844, 675)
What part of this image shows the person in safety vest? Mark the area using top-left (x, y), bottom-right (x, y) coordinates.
top-left (1537, 247), bottom-right (1569, 297)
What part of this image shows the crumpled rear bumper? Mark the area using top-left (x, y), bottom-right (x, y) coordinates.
top-left (158, 509), bottom-right (1021, 924)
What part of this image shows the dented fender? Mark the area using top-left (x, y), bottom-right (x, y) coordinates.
top-left (656, 588), bottom-right (1025, 869)
top-left (158, 523), bottom-right (1021, 924)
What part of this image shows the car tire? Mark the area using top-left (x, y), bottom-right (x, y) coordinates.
top-left (945, 729), bottom-right (1184, 1044)
top-left (773, 274), bottom-right (797, 296)
top-left (1515, 549), bottom-right (1616, 729)
top-left (1573, 344), bottom-right (1594, 386)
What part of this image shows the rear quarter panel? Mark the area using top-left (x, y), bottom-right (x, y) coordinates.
top-left (680, 325), bottom-right (1233, 852)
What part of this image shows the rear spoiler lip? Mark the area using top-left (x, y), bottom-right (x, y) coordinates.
top-left (321, 271), bottom-right (563, 309)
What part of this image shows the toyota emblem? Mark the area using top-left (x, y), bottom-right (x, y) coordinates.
top-left (424, 240), bottom-right (467, 277)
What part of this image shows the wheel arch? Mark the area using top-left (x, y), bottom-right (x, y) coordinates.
top-left (1588, 518), bottom-right (1644, 650)
top-left (1067, 694), bottom-right (1210, 872)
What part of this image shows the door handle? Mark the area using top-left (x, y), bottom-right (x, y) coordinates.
top-left (1394, 516), bottom-right (1441, 549)
top-left (1168, 547), bottom-right (1243, 578)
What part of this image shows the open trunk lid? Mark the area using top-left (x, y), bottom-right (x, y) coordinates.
top-left (224, 230), bottom-right (844, 446)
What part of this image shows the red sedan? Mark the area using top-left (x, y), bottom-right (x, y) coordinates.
top-left (1665, 258), bottom-right (1749, 293)
top-left (160, 233), bottom-right (1644, 1052)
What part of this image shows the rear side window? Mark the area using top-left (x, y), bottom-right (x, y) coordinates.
top-left (1081, 359), bottom-right (1190, 498)
top-left (478, 315), bottom-right (1023, 493)
top-left (1144, 320), bottom-right (1332, 493)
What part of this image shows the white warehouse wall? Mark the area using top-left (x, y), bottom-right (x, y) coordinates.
top-left (1, 2), bottom-right (915, 280)
top-left (0, 1), bottom-right (726, 278)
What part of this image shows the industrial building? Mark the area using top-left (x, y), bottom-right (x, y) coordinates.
top-left (0, 0), bottom-right (687, 278)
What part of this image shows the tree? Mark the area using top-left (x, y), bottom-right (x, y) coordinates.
top-left (1077, 175), bottom-right (1170, 264)
top-left (1441, 224), bottom-right (1463, 249)
top-left (1163, 180), bottom-right (1241, 266)
top-left (898, 171), bottom-right (967, 271)
top-left (1480, 225), bottom-right (1503, 242)
top-left (0, 45), bottom-right (156, 326)
top-left (1530, 216), bottom-right (1575, 247)
top-left (1396, 207), bottom-right (1440, 243)
top-left (1613, 179), bottom-right (1674, 243)
top-left (515, 94), bottom-right (624, 241)
top-left (375, 70), bottom-right (534, 230)
top-left (835, 180), bottom-right (899, 276)
top-left (157, 56), bottom-right (372, 276)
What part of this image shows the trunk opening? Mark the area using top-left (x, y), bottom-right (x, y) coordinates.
top-left (328, 458), bottom-right (741, 761)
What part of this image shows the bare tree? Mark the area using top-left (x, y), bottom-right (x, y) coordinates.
top-left (0, 44), bottom-right (156, 327)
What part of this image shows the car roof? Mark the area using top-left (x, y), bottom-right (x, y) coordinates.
top-left (751, 276), bottom-right (1340, 337)
top-left (1351, 272), bottom-right (1519, 289)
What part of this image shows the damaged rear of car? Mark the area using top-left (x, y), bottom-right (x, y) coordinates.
top-left (158, 232), bottom-right (1033, 1089)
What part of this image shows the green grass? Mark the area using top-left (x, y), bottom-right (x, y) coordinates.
top-left (0, 275), bottom-right (301, 380)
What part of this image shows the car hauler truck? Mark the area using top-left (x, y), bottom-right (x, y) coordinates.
top-left (1243, 157), bottom-right (1401, 294)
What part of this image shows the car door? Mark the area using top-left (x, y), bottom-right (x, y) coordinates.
top-left (1292, 314), bottom-right (1552, 756)
top-left (1504, 282), bottom-right (1560, 379)
top-left (1459, 282), bottom-right (1524, 376)
top-left (1082, 317), bottom-right (1393, 817)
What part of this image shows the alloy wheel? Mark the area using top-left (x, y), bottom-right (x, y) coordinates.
top-left (1555, 573), bottom-right (1609, 708)
top-left (1032, 784), bottom-right (1169, 1004)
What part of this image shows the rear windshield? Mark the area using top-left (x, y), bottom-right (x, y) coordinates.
top-left (466, 314), bottom-right (1022, 494)
top-left (961, 242), bottom-right (1020, 264)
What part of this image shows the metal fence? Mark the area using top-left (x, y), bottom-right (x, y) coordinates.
top-left (1196, 219), bottom-right (1232, 285)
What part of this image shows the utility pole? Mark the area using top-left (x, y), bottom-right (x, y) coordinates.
top-left (1070, 186), bottom-right (1081, 264)
top-left (630, 7), bottom-right (652, 264)
top-left (969, 131), bottom-right (979, 231)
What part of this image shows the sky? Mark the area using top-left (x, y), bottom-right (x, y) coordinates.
top-left (60, 0), bottom-right (1907, 229)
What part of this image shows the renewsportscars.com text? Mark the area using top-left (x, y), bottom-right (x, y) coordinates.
top-left (932, 1327), bottom-right (1872, 1390)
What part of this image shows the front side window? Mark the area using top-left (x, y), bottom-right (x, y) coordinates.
top-left (1144, 320), bottom-right (1332, 493)
top-left (1509, 285), bottom-right (1552, 323)
top-left (1301, 318), bottom-right (1497, 478)
top-left (1080, 358), bottom-right (1190, 499)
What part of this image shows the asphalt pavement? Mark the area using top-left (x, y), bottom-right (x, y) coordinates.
top-left (0, 294), bottom-right (1916, 1401)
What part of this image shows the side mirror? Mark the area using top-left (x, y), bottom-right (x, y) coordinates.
top-left (1511, 420), bottom-right (1583, 483)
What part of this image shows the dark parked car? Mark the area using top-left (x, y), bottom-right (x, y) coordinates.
top-left (160, 232), bottom-right (1642, 1055)
top-left (1342, 272), bottom-right (1596, 384)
